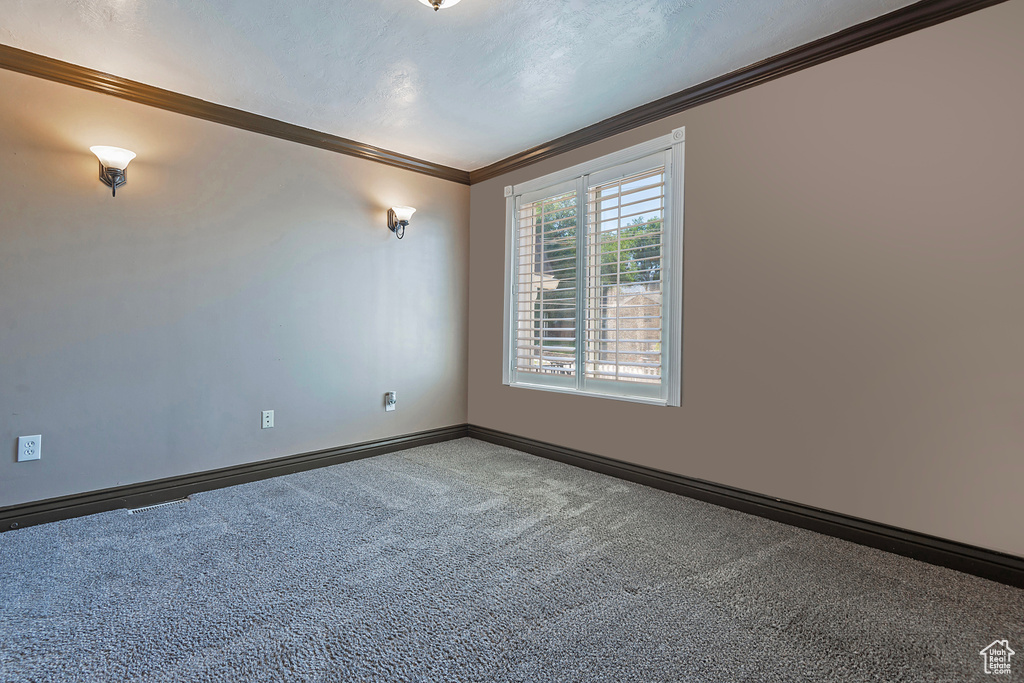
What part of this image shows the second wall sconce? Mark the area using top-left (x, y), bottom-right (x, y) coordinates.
top-left (90, 146), bottom-right (136, 198)
top-left (418, 0), bottom-right (462, 10)
top-left (387, 206), bottom-right (416, 240)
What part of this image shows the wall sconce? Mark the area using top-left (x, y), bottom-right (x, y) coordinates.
top-left (387, 206), bottom-right (416, 240)
top-left (418, 0), bottom-right (462, 10)
top-left (90, 146), bottom-right (136, 197)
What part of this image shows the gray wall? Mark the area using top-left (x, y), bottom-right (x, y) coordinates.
top-left (1, 69), bottom-right (469, 507)
top-left (468, 1), bottom-right (1024, 556)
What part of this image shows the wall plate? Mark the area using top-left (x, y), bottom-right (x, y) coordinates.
top-left (18, 435), bottom-right (41, 462)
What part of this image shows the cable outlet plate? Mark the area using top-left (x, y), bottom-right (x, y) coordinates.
top-left (18, 435), bottom-right (41, 462)
top-left (262, 410), bottom-right (274, 429)
top-left (385, 391), bottom-right (397, 412)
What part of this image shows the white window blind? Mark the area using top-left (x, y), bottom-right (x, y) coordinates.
top-left (514, 188), bottom-right (578, 387)
top-left (585, 167), bottom-right (665, 388)
top-left (503, 130), bottom-right (684, 406)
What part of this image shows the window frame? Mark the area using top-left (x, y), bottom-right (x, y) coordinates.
top-left (502, 128), bottom-right (685, 407)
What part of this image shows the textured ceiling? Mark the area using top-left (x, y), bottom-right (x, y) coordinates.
top-left (0, 0), bottom-right (916, 170)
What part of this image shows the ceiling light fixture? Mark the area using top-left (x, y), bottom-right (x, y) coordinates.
top-left (90, 146), bottom-right (136, 198)
top-left (418, 0), bottom-right (462, 11)
top-left (388, 206), bottom-right (416, 240)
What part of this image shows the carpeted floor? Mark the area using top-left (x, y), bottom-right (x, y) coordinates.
top-left (1, 438), bottom-right (1021, 682)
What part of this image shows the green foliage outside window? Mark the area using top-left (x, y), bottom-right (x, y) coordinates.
top-left (532, 195), bottom-right (661, 355)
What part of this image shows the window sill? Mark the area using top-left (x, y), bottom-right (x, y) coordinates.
top-left (504, 380), bottom-right (673, 407)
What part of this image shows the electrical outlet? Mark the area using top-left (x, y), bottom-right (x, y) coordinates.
top-left (18, 435), bottom-right (41, 462)
top-left (384, 391), bottom-right (397, 412)
top-left (262, 410), bottom-right (274, 429)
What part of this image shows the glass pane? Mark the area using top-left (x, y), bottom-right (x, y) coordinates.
top-left (515, 191), bottom-right (578, 378)
top-left (585, 168), bottom-right (665, 386)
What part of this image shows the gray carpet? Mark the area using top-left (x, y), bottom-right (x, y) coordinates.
top-left (1, 438), bottom-right (1021, 682)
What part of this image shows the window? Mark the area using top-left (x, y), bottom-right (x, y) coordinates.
top-left (502, 129), bottom-right (684, 406)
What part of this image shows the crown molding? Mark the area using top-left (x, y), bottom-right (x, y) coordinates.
top-left (469, 0), bottom-right (1008, 184)
top-left (1, 0), bottom-right (1006, 187)
top-left (0, 44), bottom-right (471, 185)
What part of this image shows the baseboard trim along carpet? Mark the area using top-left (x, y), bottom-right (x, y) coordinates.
top-left (466, 425), bottom-right (1024, 589)
top-left (0, 424), bottom-right (470, 533)
top-left (5, 422), bottom-right (1021, 588)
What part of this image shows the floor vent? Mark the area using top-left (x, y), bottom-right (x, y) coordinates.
top-left (127, 497), bottom-right (190, 515)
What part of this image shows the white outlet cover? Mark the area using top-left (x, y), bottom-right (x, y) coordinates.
top-left (385, 392), bottom-right (397, 412)
top-left (18, 435), bottom-right (41, 462)
top-left (262, 410), bottom-right (274, 428)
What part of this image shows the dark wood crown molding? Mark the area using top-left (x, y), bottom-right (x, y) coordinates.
top-left (0, 44), bottom-right (471, 185)
top-left (469, 0), bottom-right (1009, 184)
top-left (0, 0), bottom-right (1007, 186)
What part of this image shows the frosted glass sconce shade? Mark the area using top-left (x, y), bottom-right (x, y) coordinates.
top-left (90, 146), bottom-right (136, 197)
top-left (418, 0), bottom-right (462, 10)
top-left (390, 206), bottom-right (416, 223)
